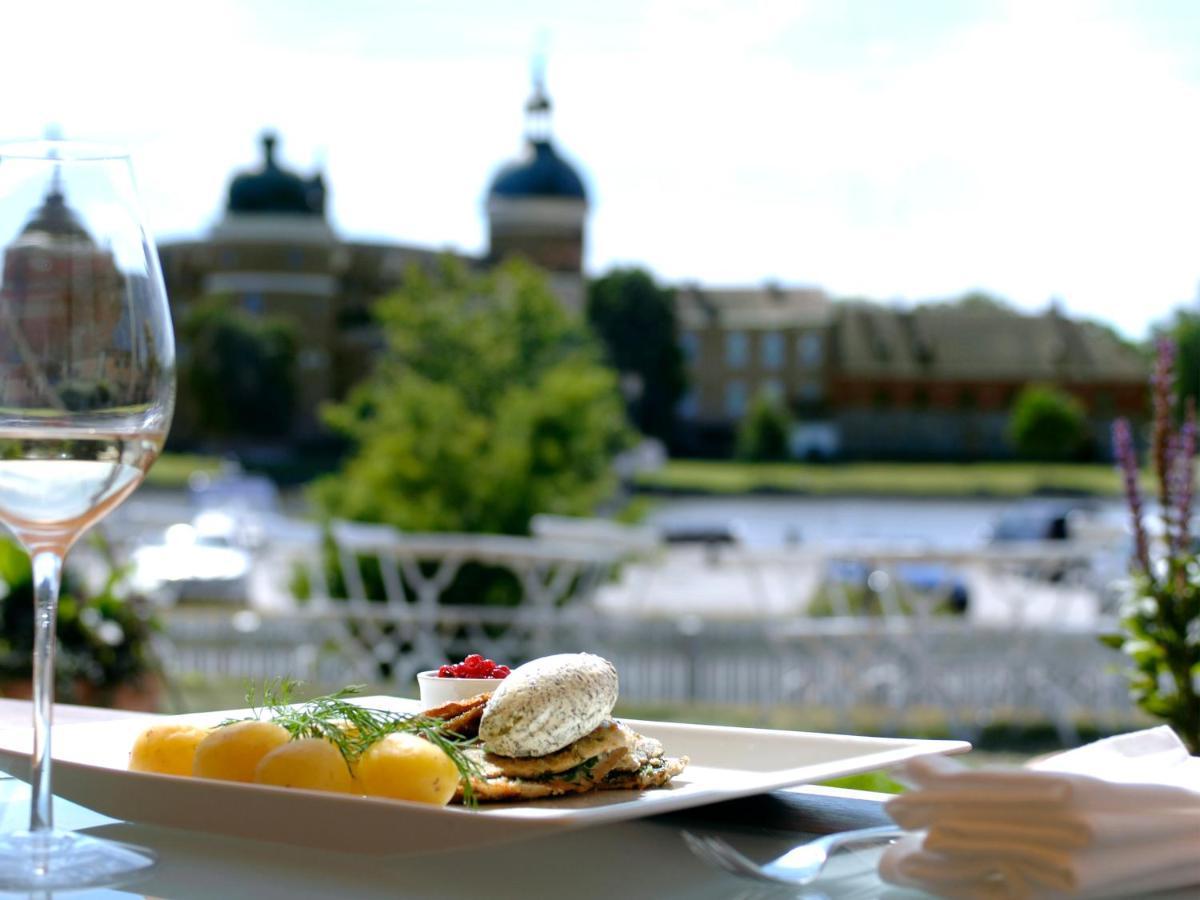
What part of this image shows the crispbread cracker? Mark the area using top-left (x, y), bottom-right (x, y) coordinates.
top-left (421, 692), bottom-right (491, 721)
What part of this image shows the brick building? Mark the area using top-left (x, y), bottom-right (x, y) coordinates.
top-left (673, 295), bottom-right (1147, 459)
top-left (826, 303), bottom-right (1146, 459)
top-left (672, 285), bottom-right (833, 454)
top-left (156, 76), bottom-right (1147, 460)
top-left (0, 176), bottom-right (133, 411)
top-left (159, 79), bottom-right (588, 444)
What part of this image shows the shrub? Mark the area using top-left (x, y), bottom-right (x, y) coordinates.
top-left (0, 536), bottom-right (158, 703)
top-left (735, 391), bottom-right (792, 462)
top-left (1006, 384), bottom-right (1087, 461)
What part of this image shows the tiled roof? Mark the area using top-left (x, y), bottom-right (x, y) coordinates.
top-left (832, 303), bottom-right (1146, 383)
top-left (675, 285), bottom-right (831, 330)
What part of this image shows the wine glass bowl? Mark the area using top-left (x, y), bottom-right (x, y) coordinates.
top-left (0, 140), bottom-right (173, 888)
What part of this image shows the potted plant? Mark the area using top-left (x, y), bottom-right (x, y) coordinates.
top-left (0, 533), bottom-right (162, 711)
top-left (1106, 338), bottom-right (1200, 753)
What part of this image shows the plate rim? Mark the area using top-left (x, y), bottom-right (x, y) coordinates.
top-left (0, 697), bottom-right (971, 853)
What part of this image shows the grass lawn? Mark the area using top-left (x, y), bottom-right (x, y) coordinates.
top-left (635, 459), bottom-right (1153, 498)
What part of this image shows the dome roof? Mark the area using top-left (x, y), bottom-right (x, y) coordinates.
top-left (21, 177), bottom-right (90, 241)
top-left (489, 139), bottom-right (587, 202)
top-left (228, 133), bottom-right (325, 217)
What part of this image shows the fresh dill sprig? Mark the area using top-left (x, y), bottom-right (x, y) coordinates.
top-left (227, 680), bottom-right (483, 808)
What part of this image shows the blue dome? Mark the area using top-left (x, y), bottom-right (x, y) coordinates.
top-left (489, 139), bottom-right (587, 201)
top-left (228, 133), bottom-right (325, 217)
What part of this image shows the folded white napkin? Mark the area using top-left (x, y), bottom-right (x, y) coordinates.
top-left (879, 727), bottom-right (1200, 899)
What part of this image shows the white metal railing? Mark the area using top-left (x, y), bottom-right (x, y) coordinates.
top-left (283, 519), bottom-right (623, 683)
top-left (149, 517), bottom-right (1136, 743)
top-left (156, 610), bottom-right (1133, 745)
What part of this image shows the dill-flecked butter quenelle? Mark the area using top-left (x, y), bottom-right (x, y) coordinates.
top-left (477, 653), bottom-right (619, 758)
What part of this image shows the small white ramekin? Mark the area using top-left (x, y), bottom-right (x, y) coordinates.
top-left (416, 670), bottom-right (503, 708)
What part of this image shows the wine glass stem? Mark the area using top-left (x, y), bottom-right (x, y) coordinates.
top-left (29, 550), bottom-right (62, 834)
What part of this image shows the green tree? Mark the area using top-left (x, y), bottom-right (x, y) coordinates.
top-left (1169, 310), bottom-right (1200, 415)
top-left (736, 390), bottom-right (793, 461)
top-left (313, 257), bottom-right (632, 535)
top-left (918, 290), bottom-right (1015, 314)
top-left (946, 290), bottom-right (1015, 313)
top-left (179, 296), bottom-right (297, 438)
top-left (1006, 384), bottom-right (1088, 461)
top-left (586, 268), bottom-right (686, 444)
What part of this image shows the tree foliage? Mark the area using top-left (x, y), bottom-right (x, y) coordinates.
top-left (735, 390), bottom-right (793, 462)
top-left (947, 290), bottom-right (1015, 313)
top-left (313, 258), bottom-right (632, 535)
top-left (918, 290), bottom-right (1015, 314)
top-left (1006, 384), bottom-right (1088, 461)
top-left (586, 268), bottom-right (686, 444)
top-left (1168, 310), bottom-right (1200, 416)
top-left (179, 296), bottom-right (297, 438)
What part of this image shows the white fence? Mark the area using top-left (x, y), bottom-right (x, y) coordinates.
top-left (151, 516), bottom-right (1138, 744)
top-left (156, 608), bottom-right (1134, 745)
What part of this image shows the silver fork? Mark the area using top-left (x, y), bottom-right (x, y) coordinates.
top-left (682, 824), bottom-right (904, 886)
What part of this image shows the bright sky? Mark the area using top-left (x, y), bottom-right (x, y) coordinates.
top-left (6, 0), bottom-right (1200, 338)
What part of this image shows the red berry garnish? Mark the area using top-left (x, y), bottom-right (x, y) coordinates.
top-left (437, 654), bottom-right (512, 678)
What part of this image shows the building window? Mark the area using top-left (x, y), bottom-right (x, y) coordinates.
top-left (762, 378), bottom-right (784, 402)
top-left (761, 332), bottom-right (784, 369)
top-left (798, 332), bottom-right (823, 368)
top-left (242, 293), bottom-right (264, 314)
top-left (677, 390), bottom-right (698, 419)
top-left (800, 380), bottom-right (822, 402)
top-left (679, 331), bottom-right (699, 364)
top-left (725, 331), bottom-right (748, 369)
top-left (725, 380), bottom-right (747, 418)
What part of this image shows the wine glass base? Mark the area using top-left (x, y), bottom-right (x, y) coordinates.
top-left (0, 829), bottom-right (155, 890)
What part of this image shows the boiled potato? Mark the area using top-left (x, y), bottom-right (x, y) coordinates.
top-left (192, 720), bottom-right (291, 783)
top-left (355, 733), bottom-right (459, 805)
top-left (129, 723), bottom-right (210, 776)
top-left (254, 737), bottom-right (354, 794)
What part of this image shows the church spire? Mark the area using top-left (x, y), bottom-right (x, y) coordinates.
top-left (261, 132), bottom-right (279, 169)
top-left (44, 125), bottom-right (65, 202)
top-left (524, 54), bottom-right (553, 144)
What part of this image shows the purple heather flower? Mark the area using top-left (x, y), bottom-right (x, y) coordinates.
top-left (1113, 417), bottom-right (1152, 577)
top-left (1177, 398), bottom-right (1197, 556)
top-left (1151, 337), bottom-right (1176, 515)
top-left (1166, 432), bottom-right (1182, 556)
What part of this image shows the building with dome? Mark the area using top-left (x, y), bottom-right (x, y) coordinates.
top-left (158, 136), bottom-right (462, 443)
top-left (158, 78), bottom-right (1144, 460)
top-left (0, 172), bottom-right (127, 412)
top-left (158, 77), bottom-right (591, 446)
top-left (486, 75), bottom-right (588, 311)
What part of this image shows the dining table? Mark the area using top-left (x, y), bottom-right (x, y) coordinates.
top-left (0, 699), bottom-right (1192, 900)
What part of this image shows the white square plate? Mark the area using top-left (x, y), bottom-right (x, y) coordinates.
top-left (0, 697), bottom-right (968, 856)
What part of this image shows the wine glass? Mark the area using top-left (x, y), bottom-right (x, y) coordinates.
top-left (0, 140), bottom-right (173, 888)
